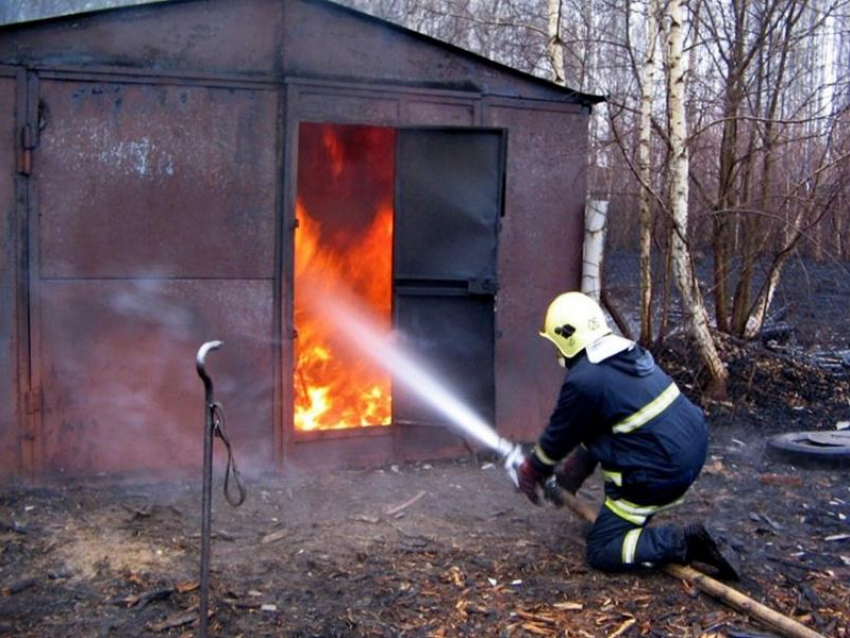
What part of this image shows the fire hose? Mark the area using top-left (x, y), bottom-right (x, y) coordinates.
top-left (196, 341), bottom-right (246, 638)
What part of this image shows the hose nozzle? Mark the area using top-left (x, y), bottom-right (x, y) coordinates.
top-left (498, 439), bottom-right (523, 487)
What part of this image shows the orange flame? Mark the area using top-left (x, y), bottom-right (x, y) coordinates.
top-left (293, 124), bottom-right (395, 431)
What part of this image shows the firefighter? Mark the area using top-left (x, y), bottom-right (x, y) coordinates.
top-left (517, 291), bottom-right (740, 579)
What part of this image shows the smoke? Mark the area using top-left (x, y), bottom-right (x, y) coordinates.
top-left (40, 275), bottom-right (277, 481)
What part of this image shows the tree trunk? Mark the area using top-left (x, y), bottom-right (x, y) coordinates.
top-left (713, 100), bottom-right (738, 334)
top-left (547, 0), bottom-right (566, 86)
top-left (735, 0), bottom-right (805, 337)
top-left (713, 26), bottom-right (748, 335)
top-left (582, 200), bottom-right (608, 303)
top-left (656, 221), bottom-right (674, 347)
top-left (638, 0), bottom-right (659, 345)
top-left (666, 0), bottom-right (728, 397)
top-left (711, 1), bottom-right (752, 335)
top-left (744, 254), bottom-right (787, 339)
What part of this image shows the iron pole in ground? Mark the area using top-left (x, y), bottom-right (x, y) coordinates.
top-left (196, 341), bottom-right (223, 638)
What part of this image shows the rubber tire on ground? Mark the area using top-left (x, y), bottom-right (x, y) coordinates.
top-left (767, 431), bottom-right (850, 469)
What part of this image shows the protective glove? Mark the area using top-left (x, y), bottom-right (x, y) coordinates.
top-left (517, 457), bottom-right (546, 505)
top-left (554, 446), bottom-right (597, 494)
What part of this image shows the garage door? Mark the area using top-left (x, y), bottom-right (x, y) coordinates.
top-left (31, 77), bottom-right (278, 477)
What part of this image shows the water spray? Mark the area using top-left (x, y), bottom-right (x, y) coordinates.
top-left (311, 294), bottom-right (525, 483)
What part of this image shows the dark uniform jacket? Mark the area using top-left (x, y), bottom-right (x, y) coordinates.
top-left (534, 344), bottom-right (708, 512)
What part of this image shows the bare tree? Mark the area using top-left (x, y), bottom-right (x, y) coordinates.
top-left (637, 0), bottom-right (660, 344)
top-left (683, 0), bottom-right (850, 339)
top-left (666, 0), bottom-right (729, 396)
top-left (548, 0), bottom-right (567, 85)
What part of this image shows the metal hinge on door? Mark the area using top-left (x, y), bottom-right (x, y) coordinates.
top-left (467, 278), bottom-right (499, 295)
top-left (17, 123), bottom-right (35, 175)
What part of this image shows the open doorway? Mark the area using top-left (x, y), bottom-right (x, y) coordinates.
top-left (293, 121), bottom-right (506, 446)
top-left (294, 122), bottom-right (395, 432)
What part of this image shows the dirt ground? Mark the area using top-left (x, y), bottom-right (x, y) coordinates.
top-left (2, 254), bottom-right (849, 638)
top-left (1, 418), bottom-right (849, 638)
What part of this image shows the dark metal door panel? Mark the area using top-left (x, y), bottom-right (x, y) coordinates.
top-left (393, 128), bottom-right (505, 439)
top-left (395, 129), bottom-right (504, 284)
top-left (0, 74), bottom-right (19, 479)
top-left (393, 296), bottom-right (494, 427)
top-left (485, 102), bottom-right (587, 442)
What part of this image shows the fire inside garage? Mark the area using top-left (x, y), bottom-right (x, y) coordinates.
top-left (294, 123), bottom-right (396, 433)
top-left (0, 0), bottom-right (601, 483)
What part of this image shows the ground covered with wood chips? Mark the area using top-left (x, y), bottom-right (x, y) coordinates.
top-left (2, 254), bottom-right (850, 637)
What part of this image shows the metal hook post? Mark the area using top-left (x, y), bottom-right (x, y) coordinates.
top-left (196, 340), bottom-right (222, 638)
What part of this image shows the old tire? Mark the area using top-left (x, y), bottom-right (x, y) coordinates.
top-left (767, 431), bottom-right (850, 469)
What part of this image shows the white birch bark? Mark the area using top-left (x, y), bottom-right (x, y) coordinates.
top-left (581, 200), bottom-right (608, 303)
top-left (744, 266), bottom-right (783, 339)
top-left (547, 0), bottom-right (566, 86)
top-left (638, 0), bottom-right (659, 343)
top-left (743, 203), bottom-right (807, 338)
top-left (665, 0), bottom-right (728, 395)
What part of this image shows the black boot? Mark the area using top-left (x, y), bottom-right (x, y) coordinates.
top-left (684, 523), bottom-right (741, 581)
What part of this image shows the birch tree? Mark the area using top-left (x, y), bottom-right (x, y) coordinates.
top-left (548, 0), bottom-right (567, 86)
top-left (637, 0), bottom-right (660, 344)
top-left (665, 0), bottom-right (729, 396)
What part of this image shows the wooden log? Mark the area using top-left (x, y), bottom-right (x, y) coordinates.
top-left (559, 492), bottom-right (825, 638)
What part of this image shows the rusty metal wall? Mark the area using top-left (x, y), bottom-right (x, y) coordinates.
top-left (37, 80), bottom-right (276, 278)
top-left (486, 99), bottom-right (588, 442)
top-left (32, 78), bottom-right (279, 477)
top-left (0, 70), bottom-right (19, 480)
top-left (37, 280), bottom-right (274, 476)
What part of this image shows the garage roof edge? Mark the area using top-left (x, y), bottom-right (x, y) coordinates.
top-left (0, 0), bottom-right (606, 108)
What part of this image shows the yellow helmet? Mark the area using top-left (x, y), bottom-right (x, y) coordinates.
top-left (539, 292), bottom-right (611, 359)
